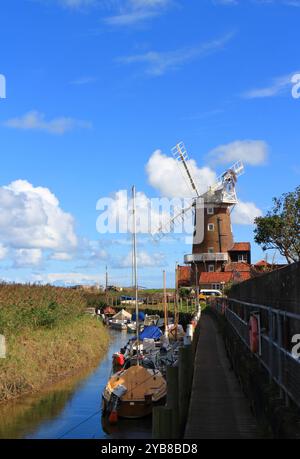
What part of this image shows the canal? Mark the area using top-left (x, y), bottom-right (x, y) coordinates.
top-left (0, 330), bottom-right (152, 440)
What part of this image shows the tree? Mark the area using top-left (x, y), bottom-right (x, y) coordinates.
top-left (254, 186), bottom-right (300, 264)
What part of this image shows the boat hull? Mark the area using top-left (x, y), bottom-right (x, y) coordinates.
top-left (102, 395), bottom-right (166, 419)
top-left (110, 322), bottom-right (128, 331)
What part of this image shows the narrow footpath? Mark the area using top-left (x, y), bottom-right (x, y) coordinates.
top-left (185, 314), bottom-right (259, 439)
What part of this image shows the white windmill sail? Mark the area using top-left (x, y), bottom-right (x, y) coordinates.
top-left (203, 160), bottom-right (245, 204)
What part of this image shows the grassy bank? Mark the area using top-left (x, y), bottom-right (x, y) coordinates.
top-left (0, 284), bottom-right (109, 403)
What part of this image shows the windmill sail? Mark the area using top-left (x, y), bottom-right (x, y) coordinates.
top-left (172, 142), bottom-right (201, 198)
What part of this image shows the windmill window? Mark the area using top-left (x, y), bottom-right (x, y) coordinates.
top-left (208, 224), bottom-right (215, 232)
top-left (207, 207), bottom-right (214, 215)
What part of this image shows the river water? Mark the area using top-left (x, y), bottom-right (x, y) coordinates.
top-left (0, 330), bottom-right (152, 440)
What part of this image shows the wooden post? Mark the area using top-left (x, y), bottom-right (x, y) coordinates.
top-left (152, 406), bottom-right (160, 439)
top-left (152, 406), bottom-right (173, 440)
top-left (167, 366), bottom-right (180, 439)
top-left (178, 345), bottom-right (193, 436)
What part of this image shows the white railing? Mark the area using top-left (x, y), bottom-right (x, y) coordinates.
top-left (184, 253), bottom-right (229, 263)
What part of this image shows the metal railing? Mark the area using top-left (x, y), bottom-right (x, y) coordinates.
top-left (212, 297), bottom-right (300, 409)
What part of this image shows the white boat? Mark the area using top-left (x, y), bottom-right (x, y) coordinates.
top-left (109, 309), bottom-right (132, 331)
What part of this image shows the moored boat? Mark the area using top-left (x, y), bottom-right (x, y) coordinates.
top-left (102, 365), bottom-right (167, 420)
top-left (109, 309), bottom-right (132, 331)
top-left (110, 320), bottom-right (128, 331)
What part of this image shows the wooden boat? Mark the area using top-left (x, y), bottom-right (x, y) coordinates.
top-left (102, 365), bottom-right (167, 420)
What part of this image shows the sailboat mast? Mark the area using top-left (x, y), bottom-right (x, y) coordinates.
top-left (132, 186), bottom-right (140, 364)
top-left (163, 270), bottom-right (168, 336)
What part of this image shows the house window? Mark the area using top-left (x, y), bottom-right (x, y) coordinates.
top-left (238, 254), bottom-right (248, 262)
top-left (208, 247), bottom-right (214, 254)
top-left (212, 284), bottom-right (221, 290)
top-left (207, 207), bottom-right (214, 215)
top-left (208, 265), bottom-right (215, 272)
top-left (208, 224), bottom-right (215, 232)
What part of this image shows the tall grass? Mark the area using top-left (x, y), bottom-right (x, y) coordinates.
top-left (0, 283), bottom-right (109, 403)
top-left (0, 283), bottom-right (86, 334)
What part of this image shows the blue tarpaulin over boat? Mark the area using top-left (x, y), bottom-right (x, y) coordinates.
top-left (132, 311), bottom-right (145, 322)
top-left (139, 326), bottom-right (162, 341)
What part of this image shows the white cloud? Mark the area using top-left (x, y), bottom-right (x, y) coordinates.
top-left (58, 0), bottom-right (97, 9)
top-left (97, 188), bottom-right (176, 235)
top-left (232, 201), bottom-right (262, 225)
top-left (146, 149), bottom-right (217, 198)
top-left (0, 180), bottom-right (78, 267)
top-left (70, 76), bottom-right (97, 85)
top-left (3, 111), bottom-right (92, 135)
top-left (105, 0), bottom-right (171, 26)
top-left (213, 0), bottom-right (300, 6)
top-left (242, 73), bottom-right (297, 99)
top-left (33, 272), bottom-right (102, 286)
top-left (208, 140), bottom-right (268, 166)
top-left (117, 33), bottom-right (235, 76)
top-left (118, 250), bottom-right (165, 268)
top-left (0, 244), bottom-right (8, 260)
top-left (50, 252), bottom-right (74, 261)
top-left (14, 249), bottom-right (43, 267)
top-left (212, 0), bottom-right (238, 4)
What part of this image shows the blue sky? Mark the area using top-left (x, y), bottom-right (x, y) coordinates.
top-left (0, 0), bottom-right (299, 287)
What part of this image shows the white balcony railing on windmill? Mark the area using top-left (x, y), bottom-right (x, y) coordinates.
top-left (184, 253), bottom-right (229, 263)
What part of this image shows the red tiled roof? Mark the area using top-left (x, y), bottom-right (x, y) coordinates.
top-left (255, 260), bottom-right (269, 267)
top-left (200, 271), bottom-right (251, 284)
top-left (224, 262), bottom-right (251, 272)
top-left (229, 242), bottom-right (251, 252)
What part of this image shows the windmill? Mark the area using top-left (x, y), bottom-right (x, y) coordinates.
top-left (153, 142), bottom-right (245, 277)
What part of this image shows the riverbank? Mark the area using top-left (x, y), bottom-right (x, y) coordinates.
top-left (0, 284), bottom-right (109, 404)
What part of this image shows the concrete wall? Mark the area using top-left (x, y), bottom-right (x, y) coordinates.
top-left (230, 262), bottom-right (300, 314)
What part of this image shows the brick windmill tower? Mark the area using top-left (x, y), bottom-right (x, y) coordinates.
top-left (153, 142), bottom-right (248, 287)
